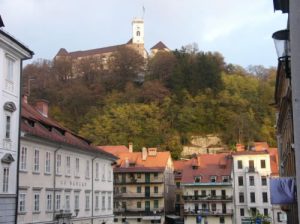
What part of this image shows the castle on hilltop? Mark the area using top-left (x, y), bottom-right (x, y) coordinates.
top-left (54, 18), bottom-right (170, 73)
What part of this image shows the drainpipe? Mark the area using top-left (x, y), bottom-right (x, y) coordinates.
top-left (91, 157), bottom-right (97, 224)
top-left (53, 146), bottom-right (62, 221)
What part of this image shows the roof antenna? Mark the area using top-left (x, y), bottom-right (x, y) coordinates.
top-left (0, 15), bottom-right (4, 28)
top-left (142, 5), bottom-right (145, 19)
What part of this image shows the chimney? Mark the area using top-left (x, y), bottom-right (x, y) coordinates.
top-left (35, 100), bottom-right (49, 117)
top-left (125, 157), bottom-right (129, 168)
top-left (142, 147), bottom-right (147, 161)
top-left (236, 144), bottom-right (245, 152)
top-left (22, 94), bottom-right (28, 104)
top-left (148, 148), bottom-right (157, 156)
top-left (129, 142), bottom-right (133, 153)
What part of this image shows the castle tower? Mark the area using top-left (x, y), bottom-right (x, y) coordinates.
top-left (132, 18), bottom-right (144, 44)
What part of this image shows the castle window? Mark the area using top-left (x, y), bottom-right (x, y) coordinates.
top-left (136, 31), bottom-right (140, 36)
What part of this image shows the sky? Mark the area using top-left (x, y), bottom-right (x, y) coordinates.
top-left (1, 0), bottom-right (288, 68)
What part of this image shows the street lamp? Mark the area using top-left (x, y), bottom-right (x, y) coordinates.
top-left (272, 29), bottom-right (291, 78)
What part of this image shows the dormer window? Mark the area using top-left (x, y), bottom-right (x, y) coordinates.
top-left (222, 176), bottom-right (229, 183)
top-left (210, 176), bottom-right (217, 183)
top-left (194, 176), bottom-right (201, 183)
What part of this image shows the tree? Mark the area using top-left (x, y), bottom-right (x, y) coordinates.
top-left (108, 46), bottom-right (145, 90)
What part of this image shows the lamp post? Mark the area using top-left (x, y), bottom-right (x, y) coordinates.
top-left (272, 29), bottom-right (291, 78)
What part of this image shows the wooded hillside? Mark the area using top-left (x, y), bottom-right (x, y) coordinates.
top-left (23, 46), bottom-right (276, 158)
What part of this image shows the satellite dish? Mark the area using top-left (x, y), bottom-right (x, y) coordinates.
top-left (0, 16), bottom-right (5, 28)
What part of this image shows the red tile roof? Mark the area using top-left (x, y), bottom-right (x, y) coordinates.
top-left (21, 101), bottom-right (117, 160)
top-left (173, 160), bottom-right (188, 171)
top-left (98, 145), bottom-right (129, 156)
top-left (181, 153), bottom-right (232, 183)
top-left (113, 149), bottom-right (171, 173)
top-left (150, 41), bottom-right (169, 50)
top-left (268, 148), bottom-right (279, 176)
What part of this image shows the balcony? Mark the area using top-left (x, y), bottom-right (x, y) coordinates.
top-left (114, 208), bottom-right (164, 216)
top-left (114, 178), bottom-right (164, 185)
top-left (114, 192), bottom-right (164, 199)
top-left (183, 195), bottom-right (233, 202)
top-left (183, 209), bottom-right (233, 216)
top-left (246, 167), bottom-right (257, 173)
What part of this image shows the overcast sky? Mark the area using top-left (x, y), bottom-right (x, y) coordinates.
top-left (1, 0), bottom-right (287, 67)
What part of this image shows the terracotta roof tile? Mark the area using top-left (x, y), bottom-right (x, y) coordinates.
top-left (173, 160), bottom-right (188, 171)
top-left (150, 41), bottom-right (169, 50)
top-left (114, 150), bottom-right (171, 173)
top-left (21, 101), bottom-right (117, 160)
top-left (98, 145), bottom-right (129, 156)
top-left (181, 153), bottom-right (232, 183)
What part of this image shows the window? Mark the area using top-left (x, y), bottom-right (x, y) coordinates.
top-left (137, 173), bottom-right (141, 178)
top-left (137, 201), bottom-right (141, 208)
top-left (85, 193), bottom-right (90, 210)
top-left (56, 194), bottom-right (61, 210)
top-left (6, 57), bottom-right (14, 81)
top-left (56, 154), bottom-right (62, 175)
top-left (262, 192), bottom-right (268, 203)
top-left (3, 168), bottom-right (9, 192)
top-left (108, 168), bottom-right (112, 181)
top-left (122, 201), bottom-right (126, 209)
top-left (238, 176), bottom-right (244, 186)
top-left (194, 176), bottom-right (201, 183)
top-left (222, 176), bottom-right (229, 182)
top-left (220, 217), bottom-right (225, 224)
top-left (45, 152), bottom-right (51, 174)
top-left (249, 176), bottom-right (255, 186)
top-left (5, 115), bottom-right (11, 139)
top-left (121, 187), bottom-right (126, 193)
top-left (201, 190), bottom-right (206, 196)
top-left (238, 160), bottom-right (243, 169)
top-left (154, 173), bottom-right (158, 179)
top-left (19, 193), bottom-right (26, 212)
top-left (108, 194), bottom-right (112, 210)
top-left (85, 160), bottom-right (90, 178)
top-left (65, 194), bottom-right (70, 211)
top-left (33, 193), bottom-right (40, 212)
top-left (240, 208), bottom-right (245, 216)
top-left (176, 182), bottom-right (180, 188)
top-left (75, 158), bottom-right (79, 176)
top-left (136, 31), bottom-right (140, 36)
top-left (210, 176), bottom-right (217, 182)
top-left (261, 176), bottom-right (267, 186)
top-left (137, 186), bottom-right (141, 193)
top-left (264, 208), bottom-right (268, 216)
top-left (102, 193), bottom-right (106, 210)
top-left (20, 147), bottom-right (27, 171)
top-left (102, 164), bottom-right (106, 181)
top-left (250, 192), bottom-right (256, 203)
top-left (211, 203), bottom-right (216, 211)
top-left (154, 200), bottom-right (159, 209)
top-left (239, 192), bottom-right (244, 203)
top-left (95, 162), bottom-right (99, 180)
top-left (261, 160), bottom-right (266, 169)
top-left (211, 190), bottom-right (216, 197)
top-left (66, 156), bottom-right (71, 176)
top-left (33, 149), bottom-right (40, 172)
top-left (95, 193), bottom-right (99, 210)
top-left (249, 160), bottom-right (254, 171)
top-left (46, 192), bottom-right (52, 211)
top-left (154, 186), bottom-right (159, 193)
top-left (176, 194), bottom-right (180, 202)
top-left (75, 193), bottom-right (80, 210)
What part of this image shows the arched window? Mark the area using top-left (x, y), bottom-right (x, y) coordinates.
top-left (136, 31), bottom-right (140, 36)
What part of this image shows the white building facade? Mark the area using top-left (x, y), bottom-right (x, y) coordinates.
top-left (232, 150), bottom-right (286, 224)
top-left (0, 27), bottom-right (33, 223)
top-left (17, 99), bottom-right (117, 224)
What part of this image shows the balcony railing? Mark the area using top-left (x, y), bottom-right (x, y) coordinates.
top-left (114, 208), bottom-right (164, 216)
top-left (183, 209), bottom-right (233, 216)
top-left (114, 192), bottom-right (164, 198)
top-left (246, 167), bottom-right (257, 173)
top-left (114, 178), bottom-right (164, 184)
top-left (183, 195), bottom-right (233, 201)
